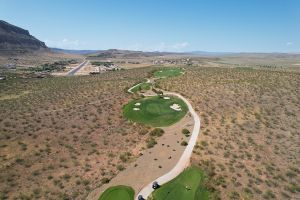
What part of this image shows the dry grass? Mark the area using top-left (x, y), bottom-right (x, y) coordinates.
top-left (157, 67), bottom-right (300, 200)
top-left (0, 68), bottom-right (153, 199)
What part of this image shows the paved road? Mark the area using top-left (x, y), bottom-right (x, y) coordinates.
top-left (67, 60), bottom-right (88, 76)
top-left (136, 91), bottom-right (201, 200)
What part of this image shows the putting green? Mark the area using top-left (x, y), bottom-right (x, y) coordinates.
top-left (153, 68), bottom-right (184, 78)
top-left (123, 96), bottom-right (188, 127)
top-left (98, 185), bottom-right (134, 200)
top-left (130, 82), bottom-right (151, 93)
top-left (150, 167), bottom-right (210, 200)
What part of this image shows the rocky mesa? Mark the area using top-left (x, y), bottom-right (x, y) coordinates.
top-left (0, 20), bottom-right (48, 53)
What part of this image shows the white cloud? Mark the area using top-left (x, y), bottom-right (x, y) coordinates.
top-left (286, 42), bottom-right (293, 46)
top-left (44, 38), bottom-right (86, 49)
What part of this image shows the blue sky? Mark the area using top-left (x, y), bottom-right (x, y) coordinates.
top-left (1, 0), bottom-right (299, 52)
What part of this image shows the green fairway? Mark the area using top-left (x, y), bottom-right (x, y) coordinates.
top-left (150, 167), bottom-right (210, 200)
top-left (130, 82), bottom-right (152, 93)
top-left (153, 68), bottom-right (184, 78)
top-left (123, 96), bottom-right (188, 127)
top-left (98, 185), bottom-right (134, 200)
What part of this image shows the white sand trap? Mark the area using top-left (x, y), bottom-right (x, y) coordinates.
top-left (170, 103), bottom-right (182, 111)
top-left (163, 97), bottom-right (170, 100)
top-left (159, 71), bottom-right (163, 72)
top-left (135, 103), bottom-right (141, 106)
top-left (133, 108), bottom-right (140, 111)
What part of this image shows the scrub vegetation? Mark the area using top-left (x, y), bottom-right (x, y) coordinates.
top-left (0, 68), bottom-right (154, 200)
top-left (157, 66), bottom-right (300, 199)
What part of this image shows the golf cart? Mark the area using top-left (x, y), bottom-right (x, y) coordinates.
top-left (152, 181), bottom-right (160, 189)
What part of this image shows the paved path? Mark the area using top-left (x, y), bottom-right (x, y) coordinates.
top-left (67, 60), bottom-right (88, 76)
top-left (136, 91), bottom-right (201, 200)
top-left (127, 79), bottom-right (151, 93)
top-left (88, 75), bottom-right (201, 200)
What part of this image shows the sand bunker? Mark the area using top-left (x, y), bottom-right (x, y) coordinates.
top-left (133, 108), bottom-right (140, 111)
top-left (135, 103), bottom-right (141, 106)
top-left (163, 97), bottom-right (170, 100)
top-left (170, 104), bottom-right (182, 111)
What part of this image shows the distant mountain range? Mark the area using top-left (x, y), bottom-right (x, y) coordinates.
top-left (0, 20), bottom-right (48, 54)
top-left (51, 48), bottom-right (180, 57)
top-left (50, 48), bottom-right (99, 55)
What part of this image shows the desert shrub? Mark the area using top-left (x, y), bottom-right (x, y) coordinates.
top-left (182, 128), bottom-right (190, 137)
top-left (117, 165), bottom-right (125, 171)
top-left (182, 128), bottom-right (190, 135)
top-left (201, 141), bottom-right (208, 147)
top-left (150, 128), bottom-right (164, 137)
top-left (263, 190), bottom-right (276, 199)
top-left (181, 141), bottom-right (188, 146)
top-left (229, 191), bottom-right (240, 200)
top-left (101, 177), bottom-right (110, 184)
top-left (119, 152), bottom-right (132, 162)
top-left (146, 137), bottom-right (157, 148)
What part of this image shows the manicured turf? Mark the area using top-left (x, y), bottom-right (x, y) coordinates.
top-left (153, 68), bottom-right (184, 78)
top-left (130, 82), bottom-right (152, 93)
top-left (98, 185), bottom-right (134, 200)
top-left (151, 167), bottom-right (210, 200)
top-left (123, 96), bottom-right (188, 127)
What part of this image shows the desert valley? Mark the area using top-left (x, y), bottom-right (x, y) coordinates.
top-left (0, 1), bottom-right (299, 200)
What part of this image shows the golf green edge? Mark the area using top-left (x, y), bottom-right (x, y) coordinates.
top-left (98, 167), bottom-right (210, 200)
top-left (153, 68), bottom-right (184, 78)
top-left (98, 185), bottom-right (134, 200)
top-left (123, 96), bottom-right (188, 127)
top-left (130, 82), bottom-right (152, 93)
top-left (149, 166), bottom-right (210, 200)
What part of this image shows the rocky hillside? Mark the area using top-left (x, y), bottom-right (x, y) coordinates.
top-left (0, 20), bottom-right (48, 53)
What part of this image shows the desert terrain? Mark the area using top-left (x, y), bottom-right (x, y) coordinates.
top-left (156, 66), bottom-right (300, 199)
top-left (1, 52), bottom-right (300, 200)
top-left (1, 1), bottom-right (300, 199)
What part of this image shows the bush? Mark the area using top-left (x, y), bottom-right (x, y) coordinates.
top-left (201, 141), bottom-right (208, 147)
top-left (147, 137), bottom-right (157, 148)
top-left (182, 128), bottom-right (190, 135)
top-left (263, 190), bottom-right (276, 199)
top-left (101, 177), bottom-right (110, 184)
top-left (229, 191), bottom-right (240, 200)
top-left (181, 141), bottom-right (188, 146)
top-left (117, 165), bottom-right (125, 171)
top-left (119, 152), bottom-right (132, 163)
top-left (150, 128), bottom-right (164, 137)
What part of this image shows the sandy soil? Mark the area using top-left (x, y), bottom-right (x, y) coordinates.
top-left (87, 114), bottom-right (194, 200)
